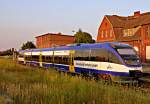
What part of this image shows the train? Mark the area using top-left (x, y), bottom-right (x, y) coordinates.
top-left (17, 42), bottom-right (143, 82)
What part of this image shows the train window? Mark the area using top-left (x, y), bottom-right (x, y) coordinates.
top-left (54, 56), bottom-right (58, 64)
top-left (25, 55), bottom-right (32, 61)
top-left (42, 56), bottom-right (46, 62)
top-left (32, 55), bottom-right (39, 61)
top-left (62, 56), bottom-right (69, 65)
top-left (54, 56), bottom-right (61, 64)
top-left (74, 49), bottom-right (109, 62)
top-left (90, 48), bottom-right (109, 62)
top-left (108, 51), bottom-right (121, 64)
top-left (74, 50), bottom-right (90, 61)
top-left (45, 56), bottom-right (53, 63)
top-left (112, 45), bottom-right (140, 65)
top-left (53, 55), bottom-right (69, 65)
top-left (43, 56), bottom-right (53, 63)
top-left (46, 56), bottom-right (48, 61)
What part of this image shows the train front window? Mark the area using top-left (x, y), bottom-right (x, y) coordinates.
top-left (114, 46), bottom-right (140, 66)
top-left (117, 49), bottom-right (136, 55)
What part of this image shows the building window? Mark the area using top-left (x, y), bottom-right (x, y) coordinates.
top-left (146, 26), bottom-right (150, 36)
top-left (105, 31), bottom-right (107, 38)
top-left (105, 23), bottom-right (107, 27)
top-left (101, 31), bottom-right (104, 38)
top-left (123, 29), bottom-right (128, 37)
top-left (110, 30), bottom-right (113, 37)
top-left (130, 29), bottom-right (133, 36)
top-left (123, 29), bottom-right (133, 37)
top-left (103, 30), bottom-right (105, 38)
top-left (128, 29), bottom-right (130, 36)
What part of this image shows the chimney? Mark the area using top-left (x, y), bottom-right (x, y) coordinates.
top-left (134, 11), bottom-right (141, 17)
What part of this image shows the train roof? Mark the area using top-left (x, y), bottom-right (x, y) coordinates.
top-left (18, 42), bottom-right (131, 53)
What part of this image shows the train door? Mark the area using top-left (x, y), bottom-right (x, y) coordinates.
top-left (23, 52), bottom-right (26, 64)
top-left (39, 52), bottom-right (43, 67)
top-left (69, 50), bottom-right (75, 72)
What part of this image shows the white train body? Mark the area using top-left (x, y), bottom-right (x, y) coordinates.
top-left (18, 42), bottom-right (143, 82)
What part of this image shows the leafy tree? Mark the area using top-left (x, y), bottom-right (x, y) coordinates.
top-left (74, 29), bottom-right (95, 43)
top-left (21, 41), bottom-right (36, 50)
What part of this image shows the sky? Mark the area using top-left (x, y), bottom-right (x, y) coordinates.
top-left (0, 0), bottom-right (150, 51)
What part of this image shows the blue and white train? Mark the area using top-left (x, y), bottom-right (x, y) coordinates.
top-left (18, 42), bottom-right (143, 82)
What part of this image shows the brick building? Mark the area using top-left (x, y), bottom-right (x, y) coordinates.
top-left (36, 33), bottom-right (75, 48)
top-left (97, 11), bottom-right (150, 62)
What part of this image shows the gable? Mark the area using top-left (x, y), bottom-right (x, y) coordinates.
top-left (97, 16), bottom-right (115, 42)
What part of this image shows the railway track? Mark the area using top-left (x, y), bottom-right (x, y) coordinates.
top-left (138, 72), bottom-right (150, 88)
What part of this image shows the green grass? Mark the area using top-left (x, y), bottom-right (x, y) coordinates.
top-left (0, 58), bottom-right (150, 104)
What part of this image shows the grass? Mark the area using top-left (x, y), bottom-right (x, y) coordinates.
top-left (0, 58), bottom-right (150, 104)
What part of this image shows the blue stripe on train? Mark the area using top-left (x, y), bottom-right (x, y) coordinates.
top-left (75, 67), bottom-right (129, 77)
top-left (43, 63), bottom-right (129, 77)
top-left (42, 63), bottom-right (54, 68)
top-left (25, 61), bottom-right (129, 77)
top-left (42, 63), bottom-right (69, 71)
top-left (54, 64), bottom-right (69, 71)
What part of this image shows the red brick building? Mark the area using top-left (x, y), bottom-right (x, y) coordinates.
top-left (97, 11), bottom-right (150, 62)
top-left (36, 33), bottom-right (75, 48)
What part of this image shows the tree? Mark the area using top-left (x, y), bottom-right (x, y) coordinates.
top-left (74, 29), bottom-right (95, 43)
top-left (21, 41), bottom-right (36, 50)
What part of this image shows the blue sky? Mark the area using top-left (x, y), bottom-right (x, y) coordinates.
top-left (0, 0), bottom-right (150, 50)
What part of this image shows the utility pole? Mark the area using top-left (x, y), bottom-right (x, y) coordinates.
top-left (12, 48), bottom-right (17, 61)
